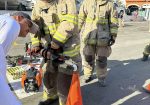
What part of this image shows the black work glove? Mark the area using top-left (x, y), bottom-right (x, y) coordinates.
top-left (108, 36), bottom-right (115, 46)
top-left (33, 18), bottom-right (45, 40)
top-left (40, 49), bottom-right (51, 62)
top-left (34, 28), bottom-right (45, 40)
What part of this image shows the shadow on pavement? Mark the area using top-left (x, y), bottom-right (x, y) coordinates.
top-left (81, 58), bottom-right (150, 105)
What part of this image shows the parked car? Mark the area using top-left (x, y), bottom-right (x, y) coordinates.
top-left (0, 0), bottom-right (35, 11)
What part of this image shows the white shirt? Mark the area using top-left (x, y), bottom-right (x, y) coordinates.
top-left (0, 14), bottom-right (22, 105)
top-left (0, 14), bottom-right (20, 54)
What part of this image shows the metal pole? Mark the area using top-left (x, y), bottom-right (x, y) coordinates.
top-left (148, 8), bottom-right (150, 32)
top-left (5, 1), bottom-right (8, 10)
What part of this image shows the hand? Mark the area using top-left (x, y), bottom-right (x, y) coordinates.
top-left (31, 46), bottom-right (41, 53)
top-left (46, 51), bottom-right (51, 60)
top-left (51, 41), bottom-right (60, 49)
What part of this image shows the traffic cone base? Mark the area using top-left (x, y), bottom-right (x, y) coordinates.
top-left (66, 72), bottom-right (83, 105)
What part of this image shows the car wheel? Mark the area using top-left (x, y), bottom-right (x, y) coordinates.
top-left (17, 3), bottom-right (26, 11)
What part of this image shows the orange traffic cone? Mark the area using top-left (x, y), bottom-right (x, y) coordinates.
top-left (66, 72), bottom-right (83, 105)
top-left (143, 79), bottom-right (150, 93)
top-left (145, 84), bottom-right (150, 92)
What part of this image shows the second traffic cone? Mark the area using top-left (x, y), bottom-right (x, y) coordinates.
top-left (143, 79), bottom-right (150, 93)
top-left (66, 72), bottom-right (83, 105)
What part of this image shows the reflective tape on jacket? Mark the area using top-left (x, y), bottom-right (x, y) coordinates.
top-left (59, 14), bottom-right (78, 24)
top-left (85, 17), bottom-right (94, 23)
top-left (43, 90), bottom-right (58, 100)
top-left (97, 18), bottom-right (108, 24)
top-left (111, 17), bottom-right (118, 24)
top-left (32, 41), bottom-right (41, 45)
top-left (110, 27), bottom-right (118, 34)
top-left (63, 44), bottom-right (80, 57)
top-left (44, 27), bottom-right (50, 35)
top-left (44, 24), bottom-right (59, 36)
top-left (48, 24), bottom-right (57, 35)
top-left (31, 37), bottom-right (40, 45)
top-left (85, 17), bottom-right (108, 24)
top-left (53, 31), bottom-right (67, 43)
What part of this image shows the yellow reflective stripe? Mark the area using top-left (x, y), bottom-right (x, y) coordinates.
top-left (110, 27), bottom-right (118, 34)
top-left (63, 45), bottom-right (80, 57)
top-left (48, 25), bottom-right (56, 30)
top-left (61, 18), bottom-right (77, 24)
top-left (59, 14), bottom-right (78, 24)
top-left (85, 17), bottom-right (108, 24)
top-left (44, 27), bottom-right (49, 30)
top-left (43, 27), bottom-right (50, 35)
top-left (32, 41), bottom-right (40, 45)
top-left (53, 31), bottom-right (67, 43)
top-left (44, 24), bottom-right (59, 35)
top-left (31, 37), bottom-right (41, 45)
top-left (48, 25), bottom-right (56, 34)
top-left (45, 31), bottom-right (50, 34)
top-left (67, 51), bottom-right (79, 57)
top-left (98, 18), bottom-right (108, 23)
top-left (43, 90), bottom-right (58, 100)
top-left (60, 18), bottom-right (77, 24)
top-left (59, 14), bottom-right (77, 19)
top-left (86, 17), bottom-right (93, 23)
top-left (111, 17), bottom-right (118, 24)
top-left (31, 37), bottom-right (38, 41)
top-left (59, 99), bottom-right (65, 105)
top-left (63, 50), bottom-right (80, 57)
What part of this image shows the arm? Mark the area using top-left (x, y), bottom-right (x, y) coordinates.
top-left (30, 4), bottom-right (42, 48)
top-left (109, 2), bottom-right (118, 40)
top-left (52, 0), bottom-right (78, 48)
top-left (78, 1), bottom-right (87, 32)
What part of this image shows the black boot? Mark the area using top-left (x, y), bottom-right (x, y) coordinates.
top-left (38, 98), bottom-right (58, 105)
top-left (142, 54), bottom-right (149, 61)
top-left (98, 78), bottom-right (106, 87)
top-left (84, 76), bottom-right (93, 83)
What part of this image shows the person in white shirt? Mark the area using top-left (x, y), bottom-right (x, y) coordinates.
top-left (0, 11), bottom-right (39, 105)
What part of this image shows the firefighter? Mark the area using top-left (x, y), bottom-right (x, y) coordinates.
top-left (30, 0), bottom-right (81, 105)
top-left (142, 21), bottom-right (150, 61)
top-left (79, 0), bottom-right (118, 86)
top-left (118, 10), bottom-right (124, 27)
top-left (142, 44), bottom-right (150, 61)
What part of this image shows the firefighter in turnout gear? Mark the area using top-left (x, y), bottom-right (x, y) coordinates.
top-left (142, 44), bottom-right (150, 61)
top-left (79, 0), bottom-right (118, 86)
top-left (31, 0), bottom-right (81, 105)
